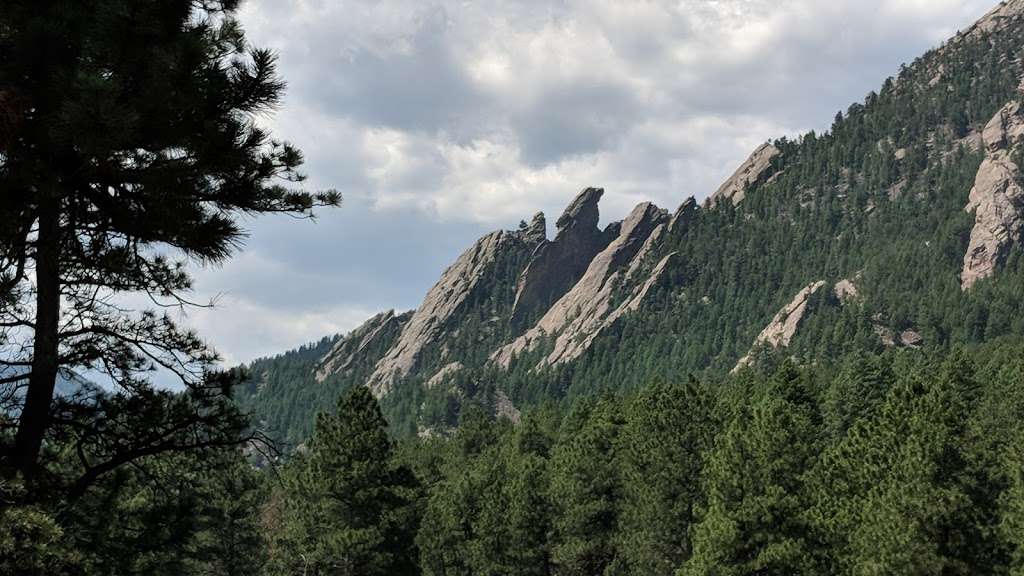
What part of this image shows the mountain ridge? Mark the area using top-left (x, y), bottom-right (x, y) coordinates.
top-left (236, 0), bottom-right (1024, 444)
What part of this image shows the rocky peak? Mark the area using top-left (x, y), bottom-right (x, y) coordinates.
top-left (495, 201), bottom-right (671, 369)
top-left (519, 212), bottom-right (547, 245)
top-left (315, 310), bottom-right (410, 382)
top-left (367, 228), bottom-right (530, 395)
top-left (961, 0), bottom-right (1024, 40)
top-left (510, 188), bottom-right (614, 327)
top-left (707, 143), bottom-right (781, 207)
top-left (961, 98), bottom-right (1024, 290)
top-left (556, 187), bottom-right (603, 230)
top-left (669, 196), bottom-right (698, 233)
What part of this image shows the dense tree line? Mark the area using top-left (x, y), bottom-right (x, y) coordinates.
top-left (26, 343), bottom-right (1024, 574)
top-left (271, 342), bottom-right (1024, 575)
top-left (15, 342), bottom-right (1024, 574)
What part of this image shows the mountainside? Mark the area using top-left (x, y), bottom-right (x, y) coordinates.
top-left (237, 0), bottom-right (1024, 444)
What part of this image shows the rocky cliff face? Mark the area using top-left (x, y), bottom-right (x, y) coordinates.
top-left (960, 0), bottom-right (1024, 40)
top-left (962, 99), bottom-right (1024, 290)
top-left (315, 310), bottom-right (410, 382)
top-left (365, 225), bottom-right (543, 395)
top-left (707, 143), bottom-right (780, 206)
top-left (494, 201), bottom-right (671, 369)
top-left (734, 281), bottom-right (826, 372)
top-left (510, 188), bottom-right (615, 327)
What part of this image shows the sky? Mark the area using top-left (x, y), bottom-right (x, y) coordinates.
top-left (177, 0), bottom-right (997, 367)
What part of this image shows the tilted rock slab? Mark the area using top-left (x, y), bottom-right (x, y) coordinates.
top-left (962, 100), bottom-right (1024, 290)
top-left (734, 281), bottom-right (826, 372)
top-left (315, 310), bottom-right (411, 382)
top-left (493, 201), bottom-right (673, 369)
top-left (367, 227), bottom-right (541, 395)
top-left (959, 0), bottom-right (1024, 41)
top-left (511, 188), bottom-right (615, 327)
top-left (707, 143), bottom-right (781, 206)
top-left (425, 361), bottom-right (463, 389)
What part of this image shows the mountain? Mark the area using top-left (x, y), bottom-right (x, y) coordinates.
top-left (236, 0), bottom-right (1024, 445)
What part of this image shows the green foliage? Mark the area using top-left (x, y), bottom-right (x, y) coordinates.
top-left (548, 398), bottom-right (625, 575)
top-left (616, 379), bottom-right (716, 575)
top-left (681, 364), bottom-right (821, 575)
top-left (268, 387), bottom-right (419, 575)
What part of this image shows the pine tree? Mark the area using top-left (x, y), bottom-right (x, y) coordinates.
top-left (616, 379), bottom-right (716, 575)
top-left (272, 387), bottom-right (418, 576)
top-left (549, 397), bottom-right (624, 576)
top-left (0, 0), bottom-right (338, 482)
top-left (808, 354), bottom-right (985, 574)
top-left (682, 363), bottom-right (820, 575)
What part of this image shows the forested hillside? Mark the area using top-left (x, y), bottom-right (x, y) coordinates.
top-left (262, 341), bottom-right (1024, 575)
top-left (10, 0), bottom-right (1024, 574)
top-left (237, 0), bottom-right (1024, 445)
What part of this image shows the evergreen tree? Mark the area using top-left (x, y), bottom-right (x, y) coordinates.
top-left (0, 0), bottom-right (338, 482)
top-left (616, 379), bottom-right (716, 575)
top-left (271, 387), bottom-right (418, 575)
top-left (549, 398), bottom-right (625, 575)
top-left (808, 354), bottom-right (985, 574)
top-left (682, 364), bottom-right (820, 575)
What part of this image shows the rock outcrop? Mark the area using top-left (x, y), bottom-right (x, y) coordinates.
top-left (315, 310), bottom-right (411, 382)
top-left (833, 277), bottom-right (860, 304)
top-left (669, 197), bottom-right (698, 233)
top-left (494, 202), bottom-right (671, 369)
top-left (425, 361), bottom-right (463, 389)
top-left (510, 188), bottom-right (614, 327)
top-left (707, 143), bottom-right (781, 206)
top-left (734, 281), bottom-right (826, 372)
top-left (960, 0), bottom-right (1024, 40)
top-left (873, 321), bottom-right (924, 349)
top-left (494, 390), bottom-right (521, 423)
top-left (366, 227), bottom-right (541, 395)
top-left (521, 212), bottom-right (547, 246)
top-left (961, 100), bottom-right (1024, 290)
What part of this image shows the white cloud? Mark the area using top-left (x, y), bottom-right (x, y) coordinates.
top-left (236, 0), bottom-right (995, 228)
top-left (166, 0), bottom-right (998, 366)
top-left (179, 295), bottom-right (377, 367)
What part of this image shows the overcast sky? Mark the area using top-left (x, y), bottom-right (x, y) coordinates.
top-left (178, 0), bottom-right (996, 367)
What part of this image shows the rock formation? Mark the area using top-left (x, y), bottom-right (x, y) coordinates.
top-left (707, 143), bottom-right (781, 206)
top-left (425, 361), bottom-right (463, 389)
top-left (494, 202), bottom-right (671, 369)
top-left (873, 321), bottom-right (924, 349)
top-left (315, 310), bottom-right (411, 382)
top-left (510, 188), bottom-right (614, 327)
top-left (366, 226), bottom-right (541, 395)
top-left (833, 275), bottom-right (861, 304)
top-left (734, 281), bottom-right (826, 372)
top-left (521, 212), bottom-right (547, 246)
top-left (960, 0), bottom-right (1024, 40)
top-left (961, 100), bottom-right (1024, 290)
top-left (669, 197), bottom-right (698, 233)
top-left (494, 390), bottom-right (521, 423)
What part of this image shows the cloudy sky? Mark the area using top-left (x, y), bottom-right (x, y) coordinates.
top-left (180, 0), bottom-right (996, 366)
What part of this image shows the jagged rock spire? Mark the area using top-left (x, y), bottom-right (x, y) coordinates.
top-left (510, 187), bottom-right (612, 327)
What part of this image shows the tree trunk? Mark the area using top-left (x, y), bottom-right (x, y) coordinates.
top-left (13, 196), bottom-right (61, 481)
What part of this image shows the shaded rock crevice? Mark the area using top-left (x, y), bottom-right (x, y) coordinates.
top-left (494, 201), bottom-right (671, 369)
top-left (510, 188), bottom-right (614, 328)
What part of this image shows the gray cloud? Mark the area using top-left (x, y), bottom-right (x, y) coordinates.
top-left (175, 0), bottom-right (997, 365)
